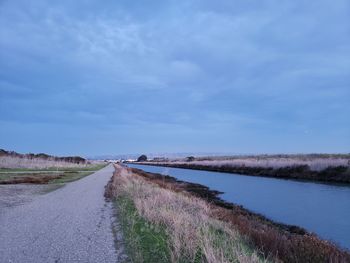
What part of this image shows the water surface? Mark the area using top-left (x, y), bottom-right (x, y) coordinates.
top-left (128, 163), bottom-right (350, 249)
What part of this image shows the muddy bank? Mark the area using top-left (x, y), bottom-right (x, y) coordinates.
top-left (0, 171), bottom-right (95, 185)
top-left (126, 166), bottom-right (350, 263)
top-left (0, 175), bottom-right (61, 184)
top-left (132, 162), bottom-right (350, 184)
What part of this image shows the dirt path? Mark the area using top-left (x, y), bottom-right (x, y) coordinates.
top-left (0, 164), bottom-right (122, 263)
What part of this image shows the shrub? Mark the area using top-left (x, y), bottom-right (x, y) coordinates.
top-left (137, 155), bottom-right (148, 162)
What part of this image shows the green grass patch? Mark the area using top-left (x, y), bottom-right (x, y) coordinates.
top-left (48, 163), bottom-right (109, 172)
top-left (114, 195), bottom-right (171, 263)
top-left (0, 174), bottom-right (11, 181)
top-left (49, 171), bottom-right (94, 184)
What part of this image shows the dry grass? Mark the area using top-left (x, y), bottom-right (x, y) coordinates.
top-left (0, 156), bottom-right (91, 169)
top-left (137, 155), bottom-right (350, 183)
top-left (107, 165), bottom-right (269, 263)
top-left (151, 157), bottom-right (349, 172)
top-left (124, 167), bottom-right (350, 263)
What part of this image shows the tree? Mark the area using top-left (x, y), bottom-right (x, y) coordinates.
top-left (186, 156), bottom-right (195, 162)
top-left (137, 154), bottom-right (147, 162)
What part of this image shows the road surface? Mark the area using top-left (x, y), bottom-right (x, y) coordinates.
top-left (0, 164), bottom-right (122, 263)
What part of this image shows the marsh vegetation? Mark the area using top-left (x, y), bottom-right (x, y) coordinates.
top-left (136, 154), bottom-right (350, 183)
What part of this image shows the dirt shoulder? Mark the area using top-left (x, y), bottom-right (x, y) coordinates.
top-left (0, 184), bottom-right (62, 209)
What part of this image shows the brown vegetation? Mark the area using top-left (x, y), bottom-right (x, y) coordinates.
top-left (116, 165), bottom-right (350, 263)
top-left (0, 175), bottom-right (61, 184)
top-left (136, 154), bottom-right (350, 183)
top-left (106, 165), bottom-right (268, 262)
top-left (0, 149), bottom-right (87, 164)
top-left (0, 149), bottom-right (88, 169)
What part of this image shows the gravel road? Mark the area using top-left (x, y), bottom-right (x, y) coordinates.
top-left (0, 164), bottom-right (122, 263)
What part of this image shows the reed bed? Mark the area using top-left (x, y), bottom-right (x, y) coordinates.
top-left (138, 155), bottom-right (350, 183)
top-left (154, 157), bottom-right (349, 171)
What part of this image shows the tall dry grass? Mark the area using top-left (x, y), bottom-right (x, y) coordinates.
top-left (114, 166), bottom-right (350, 263)
top-left (154, 157), bottom-right (349, 171)
top-left (107, 165), bottom-right (269, 263)
top-left (0, 156), bottom-right (90, 169)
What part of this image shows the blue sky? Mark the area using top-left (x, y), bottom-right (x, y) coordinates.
top-left (0, 0), bottom-right (349, 156)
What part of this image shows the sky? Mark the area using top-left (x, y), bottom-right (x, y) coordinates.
top-left (0, 0), bottom-right (349, 156)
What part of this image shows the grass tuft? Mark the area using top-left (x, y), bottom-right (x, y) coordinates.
top-left (115, 195), bottom-right (171, 262)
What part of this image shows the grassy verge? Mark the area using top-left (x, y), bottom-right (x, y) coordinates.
top-left (48, 171), bottom-right (94, 184)
top-left (106, 165), bottom-right (268, 263)
top-left (136, 167), bottom-right (350, 262)
top-left (115, 195), bottom-right (171, 262)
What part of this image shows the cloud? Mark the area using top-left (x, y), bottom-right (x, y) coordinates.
top-left (0, 0), bottom-right (349, 154)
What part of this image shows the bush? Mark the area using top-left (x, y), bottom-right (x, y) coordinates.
top-left (137, 155), bottom-right (147, 162)
top-left (186, 156), bottom-right (195, 162)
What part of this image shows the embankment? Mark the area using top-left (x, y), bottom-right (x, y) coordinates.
top-left (106, 165), bottom-right (268, 262)
top-left (106, 165), bottom-right (350, 263)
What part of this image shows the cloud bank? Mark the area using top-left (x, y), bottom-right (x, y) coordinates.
top-left (0, 0), bottom-right (349, 155)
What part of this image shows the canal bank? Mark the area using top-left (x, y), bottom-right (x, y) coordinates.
top-left (128, 163), bottom-right (350, 251)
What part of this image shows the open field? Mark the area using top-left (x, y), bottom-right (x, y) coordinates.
top-left (106, 165), bottom-right (350, 263)
top-left (136, 154), bottom-right (350, 183)
top-left (0, 153), bottom-right (108, 184)
top-left (0, 164), bottom-right (108, 184)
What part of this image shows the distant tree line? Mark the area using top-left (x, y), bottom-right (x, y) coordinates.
top-left (0, 149), bottom-right (87, 164)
